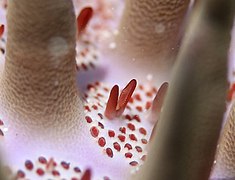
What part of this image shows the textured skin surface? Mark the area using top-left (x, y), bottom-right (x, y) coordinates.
top-left (117, 0), bottom-right (190, 62)
top-left (0, 0), bottom-right (83, 138)
top-left (213, 102), bottom-right (235, 179)
top-left (134, 0), bottom-right (235, 179)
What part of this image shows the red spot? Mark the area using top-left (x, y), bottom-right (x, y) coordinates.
top-left (3, 1), bottom-right (7, 9)
top-left (124, 143), bottom-right (132, 150)
top-left (153, 87), bottom-right (158, 93)
top-left (139, 85), bottom-right (144, 90)
top-left (61, 161), bottom-right (70, 170)
top-left (0, 25), bottom-right (4, 37)
top-left (92, 105), bottom-right (98, 110)
top-left (98, 113), bottom-right (104, 119)
top-left (146, 91), bottom-right (153, 97)
top-left (97, 93), bottom-right (104, 97)
top-left (87, 84), bottom-right (95, 90)
top-left (85, 116), bottom-right (92, 123)
top-left (129, 134), bottom-right (137, 141)
top-left (133, 115), bottom-right (141, 122)
top-left (25, 160), bottom-right (34, 170)
top-left (113, 142), bottom-right (121, 151)
top-left (145, 101), bottom-right (152, 110)
top-left (90, 126), bottom-right (99, 138)
top-left (77, 7), bottom-right (93, 35)
top-left (36, 168), bottom-right (45, 176)
top-left (81, 169), bottom-right (92, 180)
top-left (135, 146), bottom-right (143, 153)
top-left (108, 130), bottom-right (115, 137)
top-left (74, 167), bottom-right (81, 173)
top-left (0, 119), bottom-right (4, 126)
top-left (125, 152), bottom-right (133, 158)
top-left (119, 127), bottom-right (126, 134)
top-left (141, 155), bottom-right (147, 161)
top-left (134, 94), bottom-right (142, 101)
top-left (85, 106), bottom-right (91, 112)
top-left (141, 139), bottom-right (148, 144)
top-left (98, 102), bottom-right (103, 107)
top-left (72, 178), bottom-right (79, 180)
top-left (136, 106), bottom-right (143, 112)
top-left (53, 161), bottom-right (57, 167)
top-left (98, 137), bottom-right (106, 147)
top-left (106, 148), bottom-right (113, 158)
top-left (98, 122), bottom-right (104, 129)
top-left (81, 63), bottom-right (88, 70)
top-left (104, 176), bottom-right (111, 180)
top-left (118, 135), bottom-right (126, 142)
top-left (127, 123), bottom-right (135, 131)
top-left (38, 156), bottom-right (47, 164)
top-left (17, 170), bottom-right (25, 178)
top-left (129, 161), bottom-right (138, 166)
top-left (95, 81), bottom-right (100, 86)
top-left (104, 87), bottom-right (109, 92)
top-left (139, 127), bottom-right (147, 135)
top-left (52, 170), bottom-right (60, 176)
top-left (125, 115), bottom-right (132, 120)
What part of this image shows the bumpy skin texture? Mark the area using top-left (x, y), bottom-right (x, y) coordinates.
top-left (117, 0), bottom-right (190, 63)
top-left (0, 159), bottom-right (7, 180)
top-left (0, 0), bottom-right (83, 138)
top-left (213, 102), bottom-right (235, 179)
top-left (134, 0), bottom-right (235, 180)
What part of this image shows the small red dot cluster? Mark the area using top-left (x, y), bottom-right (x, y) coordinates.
top-left (84, 82), bottom-right (158, 167)
top-left (76, 45), bottom-right (98, 71)
top-left (75, 29), bottom-right (99, 72)
top-left (10, 156), bottom-right (111, 180)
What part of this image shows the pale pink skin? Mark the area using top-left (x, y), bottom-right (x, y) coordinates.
top-left (0, 0), bottom-right (234, 180)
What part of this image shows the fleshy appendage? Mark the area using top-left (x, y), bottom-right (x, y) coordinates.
top-left (102, 0), bottom-right (191, 85)
top-left (134, 0), bottom-right (235, 179)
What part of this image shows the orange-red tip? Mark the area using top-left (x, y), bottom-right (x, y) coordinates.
top-left (104, 79), bottom-right (137, 120)
top-left (117, 79), bottom-right (137, 109)
top-left (0, 24), bottom-right (4, 37)
top-left (104, 85), bottom-right (119, 120)
top-left (152, 82), bottom-right (168, 113)
top-left (148, 82), bottom-right (169, 124)
top-left (81, 168), bottom-right (92, 180)
top-left (77, 7), bottom-right (93, 35)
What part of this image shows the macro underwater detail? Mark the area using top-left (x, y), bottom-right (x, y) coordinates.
top-left (0, 0), bottom-right (234, 180)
